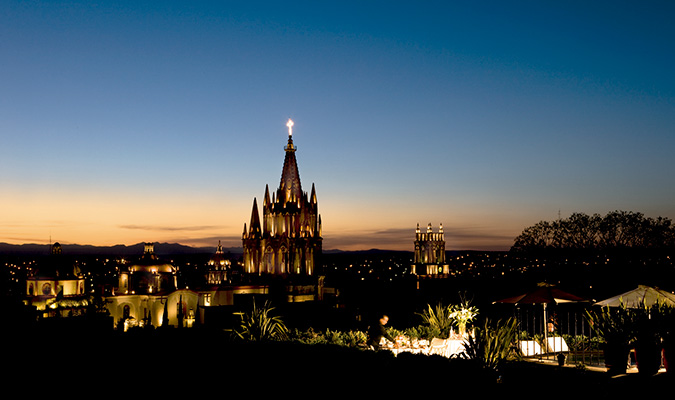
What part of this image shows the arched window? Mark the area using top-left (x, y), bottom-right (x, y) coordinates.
top-left (264, 246), bottom-right (274, 274)
top-left (42, 282), bottom-right (52, 295)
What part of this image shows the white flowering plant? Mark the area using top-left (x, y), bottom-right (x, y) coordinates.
top-left (449, 299), bottom-right (479, 336)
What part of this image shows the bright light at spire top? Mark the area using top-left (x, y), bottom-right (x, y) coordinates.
top-left (286, 118), bottom-right (294, 136)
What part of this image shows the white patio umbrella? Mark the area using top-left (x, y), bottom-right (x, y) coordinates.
top-left (594, 285), bottom-right (675, 308)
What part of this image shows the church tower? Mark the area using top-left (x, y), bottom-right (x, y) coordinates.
top-left (412, 223), bottom-right (449, 276)
top-left (242, 119), bottom-right (322, 276)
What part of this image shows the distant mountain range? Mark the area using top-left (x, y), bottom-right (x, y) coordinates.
top-left (0, 242), bottom-right (237, 256)
top-left (0, 242), bottom-right (405, 257)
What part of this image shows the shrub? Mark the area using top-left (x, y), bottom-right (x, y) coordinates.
top-left (288, 328), bottom-right (367, 347)
top-left (585, 304), bottom-right (636, 346)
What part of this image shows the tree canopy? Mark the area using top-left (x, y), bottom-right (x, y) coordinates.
top-left (511, 211), bottom-right (675, 252)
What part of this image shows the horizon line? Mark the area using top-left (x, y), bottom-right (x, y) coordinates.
top-left (0, 241), bottom-right (510, 253)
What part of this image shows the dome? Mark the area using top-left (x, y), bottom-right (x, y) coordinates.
top-left (117, 243), bottom-right (177, 295)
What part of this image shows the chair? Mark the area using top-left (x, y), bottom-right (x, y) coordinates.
top-left (428, 338), bottom-right (448, 357)
top-left (519, 340), bottom-right (543, 356)
top-left (546, 336), bottom-right (568, 353)
top-left (445, 339), bottom-right (465, 356)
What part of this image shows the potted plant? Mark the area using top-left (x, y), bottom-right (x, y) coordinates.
top-left (633, 303), bottom-right (663, 376)
top-left (661, 305), bottom-right (675, 374)
top-left (585, 304), bottom-right (635, 375)
top-left (649, 302), bottom-right (675, 375)
top-left (557, 352), bottom-right (566, 366)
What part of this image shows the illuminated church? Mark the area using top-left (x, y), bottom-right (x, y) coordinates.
top-left (242, 119), bottom-right (322, 276)
top-left (107, 243), bottom-right (198, 330)
top-left (412, 223), bottom-right (449, 276)
top-left (24, 242), bottom-right (88, 317)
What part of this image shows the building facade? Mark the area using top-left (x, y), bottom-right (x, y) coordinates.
top-left (242, 120), bottom-right (322, 276)
top-left (106, 243), bottom-right (198, 329)
top-left (24, 242), bottom-right (88, 317)
top-left (105, 242), bottom-right (272, 329)
top-left (116, 243), bottom-right (177, 295)
top-left (207, 241), bottom-right (232, 285)
top-left (412, 223), bottom-right (449, 276)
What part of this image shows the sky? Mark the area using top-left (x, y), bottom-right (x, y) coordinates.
top-left (1, 1), bottom-right (674, 251)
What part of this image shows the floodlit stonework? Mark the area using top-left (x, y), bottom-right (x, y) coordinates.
top-left (242, 120), bottom-right (322, 276)
top-left (412, 223), bottom-right (449, 276)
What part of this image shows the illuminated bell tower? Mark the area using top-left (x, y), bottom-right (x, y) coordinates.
top-left (412, 223), bottom-right (449, 276)
top-left (242, 119), bottom-right (322, 276)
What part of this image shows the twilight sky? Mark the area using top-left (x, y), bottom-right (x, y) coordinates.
top-left (1, 1), bottom-right (674, 251)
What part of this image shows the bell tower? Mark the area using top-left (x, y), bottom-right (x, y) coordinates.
top-left (412, 223), bottom-right (449, 276)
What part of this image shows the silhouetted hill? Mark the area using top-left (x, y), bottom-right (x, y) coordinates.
top-left (0, 243), bottom-right (417, 257)
top-left (323, 248), bottom-right (413, 255)
top-left (0, 242), bottom-right (243, 256)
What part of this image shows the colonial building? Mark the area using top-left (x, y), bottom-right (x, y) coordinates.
top-left (242, 119), bottom-right (322, 276)
top-left (116, 243), bottom-right (177, 295)
top-left (107, 243), bottom-right (198, 330)
top-left (206, 240), bottom-right (232, 285)
top-left (412, 223), bottom-right (449, 277)
top-left (24, 242), bottom-right (88, 317)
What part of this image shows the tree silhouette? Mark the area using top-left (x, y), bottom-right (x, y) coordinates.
top-left (509, 210), bottom-right (675, 295)
top-left (512, 210), bottom-right (674, 252)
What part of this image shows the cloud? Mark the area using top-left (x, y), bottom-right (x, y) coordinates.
top-left (448, 227), bottom-right (515, 243)
top-left (323, 225), bottom-right (516, 251)
top-left (1, 236), bottom-right (53, 244)
top-left (170, 235), bottom-right (243, 248)
top-left (119, 224), bottom-right (225, 232)
top-left (323, 228), bottom-right (416, 251)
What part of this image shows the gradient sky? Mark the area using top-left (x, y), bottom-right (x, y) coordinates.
top-left (2, 1), bottom-right (674, 251)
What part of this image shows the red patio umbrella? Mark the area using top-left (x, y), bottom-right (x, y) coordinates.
top-left (494, 286), bottom-right (586, 305)
top-left (493, 284), bottom-right (587, 354)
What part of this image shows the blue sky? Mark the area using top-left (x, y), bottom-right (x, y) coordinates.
top-left (1, 1), bottom-right (674, 251)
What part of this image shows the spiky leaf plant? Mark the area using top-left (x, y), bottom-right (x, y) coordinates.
top-left (417, 303), bottom-right (454, 338)
top-left (461, 317), bottom-right (519, 371)
top-left (235, 300), bottom-right (288, 342)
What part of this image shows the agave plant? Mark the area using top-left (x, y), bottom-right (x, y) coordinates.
top-left (461, 317), bottom-right (519, 371)
top-left (234, 300), bottom-right (288, 342)
top-left (417, 302), bottom-right (454, 338)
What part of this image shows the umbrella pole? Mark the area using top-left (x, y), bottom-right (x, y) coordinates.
top-left (543, 303), bottom-right (548, 360)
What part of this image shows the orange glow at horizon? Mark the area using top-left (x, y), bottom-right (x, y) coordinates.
top-left (1, 185), bottom-right (520, 251)
top-left (1, 110), bottom-right (529, 252)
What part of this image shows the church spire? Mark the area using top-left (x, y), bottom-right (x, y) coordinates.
top-left (279, 119), bottom-right (302, 202)
top-left (310, 182), bottom-right (317, 205)
top-left (248, 198), bottom-right (261, 237)
top-left (264, 184), bottom-right (271, 209)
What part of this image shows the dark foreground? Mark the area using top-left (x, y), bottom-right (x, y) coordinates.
top-left (7, 327), bottom-right (671, 397)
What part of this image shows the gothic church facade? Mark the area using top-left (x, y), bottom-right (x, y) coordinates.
top-left (242, 120), bottom-right (322, 276)
top-left (412, 223), bottom-right (449, 276)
